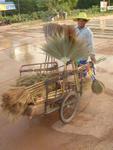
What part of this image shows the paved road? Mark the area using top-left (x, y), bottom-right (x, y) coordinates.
top-left (0, 16), bottom-right (113, 150)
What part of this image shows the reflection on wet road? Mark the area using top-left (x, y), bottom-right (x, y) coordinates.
top-left (0, 29), bottom-right (46, 64)
top-left (10, 44), bottom-right (46, 64)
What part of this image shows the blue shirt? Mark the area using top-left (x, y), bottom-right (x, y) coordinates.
top-left (75, 26), bottom-right (95, 60)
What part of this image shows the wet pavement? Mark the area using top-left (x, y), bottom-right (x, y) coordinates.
top-left (0, 17), bottom-right (113, 64)
top-left (0, 16), bottom-right (113, 150)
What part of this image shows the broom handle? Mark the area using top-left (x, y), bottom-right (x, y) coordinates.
top-left (26, 81), bottom-right (44, 90)
top-left (58, 57), bottom-right (106, 69)
top-left (95, 57), bottom-right (106, 64)
top-left (77, 57), bottom-right (106, 72)
top-left (72, 61), bottom-right (80, 92)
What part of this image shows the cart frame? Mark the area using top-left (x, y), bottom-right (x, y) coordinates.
top-left (20, 60), bottom-right (92, 123)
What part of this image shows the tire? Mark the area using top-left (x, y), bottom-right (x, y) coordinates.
top-left (60, 91), bottom-right (79, 123)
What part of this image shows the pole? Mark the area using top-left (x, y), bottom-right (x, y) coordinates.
top-left (108, 0), bottom-right (110, 5)
top-left (17, 0), bottom-right (20, 14)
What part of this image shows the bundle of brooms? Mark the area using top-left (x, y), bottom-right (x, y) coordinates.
top-left (1, 81), bottom-right (46, 118)
top-left (1, 72), bottom-right (58, 118)
top-left (86, 59), bottom-right (105, 94)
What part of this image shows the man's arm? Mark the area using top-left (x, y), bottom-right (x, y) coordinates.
top-left (87, 29), bottom-right (96, 63)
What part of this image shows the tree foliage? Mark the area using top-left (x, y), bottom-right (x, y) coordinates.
top-left (12, 0), bottom-right (78, 14)
top-left (13, 0), bottom-right (37, 13)
top-left (8, 0), bottom-right (113, 15)
top-left (76, 0), bottom-right (100, 9)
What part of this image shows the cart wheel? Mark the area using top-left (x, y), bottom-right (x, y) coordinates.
top-left (60, 91), bottom-right (79, 123)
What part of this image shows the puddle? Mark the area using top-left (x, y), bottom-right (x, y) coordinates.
top-left (10, 43), bottom-right (46, 64)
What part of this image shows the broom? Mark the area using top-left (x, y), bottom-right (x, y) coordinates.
top-left (42, 24), bottom-right (87, 64)
top-left (91, 79), bottom-right (105, 94)
top-left (86, 65), bottom-right (105, 94)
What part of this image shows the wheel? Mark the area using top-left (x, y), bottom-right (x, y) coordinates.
top-left (60, 91), bottom-right (79, 123)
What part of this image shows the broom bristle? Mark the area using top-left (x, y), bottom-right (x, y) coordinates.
top-left (1, 88), bottom-right (25, 113)
top-left (16, 74), bottom-right (48, 87)
top-left (91, 79), bottom-right (105, 94)
top-left (43, 23), bottom-right (63, 40)
top-left (42, 23), bottom-right (87, 63)
top-left (1, 81), bottom-right (46, 118)
top-left (2, 88), bottom-right (25, 104)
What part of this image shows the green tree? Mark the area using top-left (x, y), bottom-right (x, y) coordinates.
top-left (13, 0), bottom-right (37, 13)
top-left (13, 0), bottom-right (78, 14)
top-left (76, 0), bottom-right (100, 9)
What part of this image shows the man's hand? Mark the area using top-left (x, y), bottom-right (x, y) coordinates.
top-left (90, 55), bottom-right (96, 64)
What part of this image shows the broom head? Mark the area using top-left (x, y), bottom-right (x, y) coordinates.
top-left (91, 79), bottom-right (105, 94)
top-left (42, 24), bottom-right (87, 63)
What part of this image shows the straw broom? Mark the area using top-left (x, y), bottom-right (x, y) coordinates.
top-left (86, 64), bottom-right (105, 94)
top-left (1, 81), bottom-right (46, 117)
top-left (91, 79), bottom-right (104, 94)
top-left (42, 23), bottom-right (88, 62)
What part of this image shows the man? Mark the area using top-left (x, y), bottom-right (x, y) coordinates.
top-left (73, 12), bottom-right (96, 64)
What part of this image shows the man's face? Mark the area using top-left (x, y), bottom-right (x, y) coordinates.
top-left (77, 19), bottom-right (87, 28)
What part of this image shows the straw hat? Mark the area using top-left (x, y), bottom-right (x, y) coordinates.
top-left (73, 12), bottom-right (90, 21)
